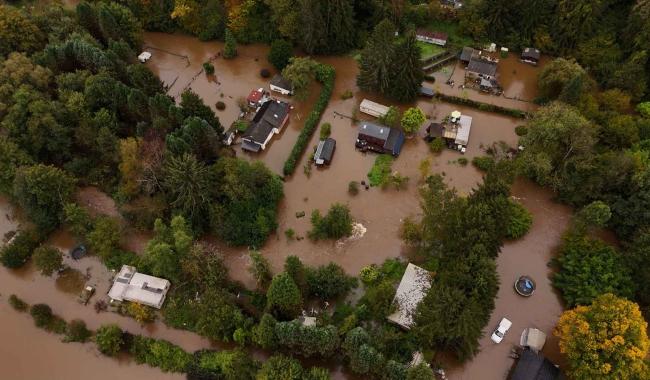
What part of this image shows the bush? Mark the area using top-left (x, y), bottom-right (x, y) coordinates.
top-left (283, 64), bottom-right (335, 176)
top-left (428, 137), bottom-right (445, 153)
top-left (64, 319), bottom-right (92, 343)
top-left (274, 321), bottom-right (340, 358)
top-left (8, 294), bottom-right (28, 311)
top-left (368, 155), bottom-right (394, 187)
top-left (1, 229), bottom-right (42, 268)
top-left (433, 93), bottom-right (528, 118)
top-left (457, 157), bottom-right (468, 166)
top-left (32, 245), bottom-right (62, 276)
top-left (306, 263), bottom-right (357, 299)
top-left (223, 28), bottom-right (237, 59)
top-left (125, 302), bottom-right (156, 324)
top-left (341, 90), bottom-right (353, 100)
top-left (215, 101), bottom-right (226, 111)
top-left (268, 39), bottom-right (293, 70)
top-left (260, 68), bottom-right (271, 78)
top-left (95, 324), bottom-right (124, 356)
top-left (203, 62), bottom-right (215, 75)
top-left (348, 181), bottom-right (359, 196)
top-left (257, 354), bottom-right (304, 379)
top-left (188, 349), bottom-right (258, 380)
top-left (131, 336), bottom-right (192, 373)
top-left (284, 228), bottom-right (295, 240)
top-left (471, 156), bottom-right (495, 171)
top-left (308, 203), bottom-right (353, 240)
top-left (505, 200), bottom-right (533, 239)
top-left (30, 303), bottom-right (54, 328)
top-left (515, 125), bottom-right (528, 136)
top-left (234, 120), bottom-right (249, 132)
top-left (319, 123), bottom-right (331, 140)
top-left (266, 273), bottom-right (302, 320)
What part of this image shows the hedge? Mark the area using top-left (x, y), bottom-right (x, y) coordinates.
top-left (283, 64), bottom-right (336, 176)
top-left (433, 93), bottom-right (529, 118)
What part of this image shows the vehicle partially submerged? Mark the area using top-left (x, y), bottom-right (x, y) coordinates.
top-left (491, 317), bottom-right (512, 343)
top-left (78, 285), bottom-right (95, 305)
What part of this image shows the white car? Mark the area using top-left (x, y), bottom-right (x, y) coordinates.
top-left (491, 317), bottom-right (512, 343)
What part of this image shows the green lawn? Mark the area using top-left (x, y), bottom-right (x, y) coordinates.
top-left (417, 41), bottom-right (446, 59)
top-left (421, 20), bottom-right (476, 49)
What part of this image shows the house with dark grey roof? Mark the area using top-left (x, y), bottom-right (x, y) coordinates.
top-left (314, 138), bottom-right (336, 165)
top-left (241, 100), bottom-right (290, 152)
top-left (521, 48), bottom-right (541, 65)
top-left (460, 47), bottom-right (475, 63)
top-left (270, 75), bottom-right (293, 95)
top-left (510, 349), bottom-right (565, 380)
top-left (355, 122), bottom-right (405, 156)
top-left (466, 55), bottom-right (498, 80)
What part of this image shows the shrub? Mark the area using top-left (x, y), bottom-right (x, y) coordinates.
top-left (284, 228), bottom-right (295, 240)
top-left (308, 203), bottom-right (353, 240)
top-left (0, 229), bottom-right (42, 268)
top-left (515, 125), bottom-right (528, 136)
top-left (249, 251), bottom-right (272, 289)
top-left (433, 93), bottom-right (528, 118)
top-left (223, 28), bottom-right (237, 59)
top-left (428, 137), bottom-right (445, 153)
top-left (306, 263), bottom-right (357, 299)
top-left (257, 354), bottom-right (304, 379)
top-left (283, 64), bottom-right (335, 176)
top-left (131, 336), bottom-right (192, 373)
top-left (348, 181), bottom-right (359, 196)
top-left (341, 90), bottom-right (353, 100)
top-left (30, 304), bottom-right (53, 328)
top-left (32, 245), bottom-right (62, 276)
top-left (505, 200), bottom-right (533, 239)
top-left (234, 120), bottom-right (249, 132)
top-left (368, 155), bottom-right (394, 187)
top-left (260, 68), bottom-right (271, 78)
top-left (95, 324), bottom-right (124, 356)
top-left (203, 62), bottom-right (215, 75)
top-left (472, 156), bottom-right (495, 171)
top-left (401, 107), bottom-right (426, 134)
top-left (266, 273), bottom-right (302, 320)
top-left (457, 157), bottom-right (468, 166)
top-left (125, 302), bottom-right (156, 324)
top-left (319, 123), bottom-right (331, 140)
top-left (8, 294), bottom-right (28, 311)
top-left (64, 319), bottom-right (92, 343)
top-left (360, 265), bottom-right (381, 285)
top-left (268, 39), bottom-right (293, 70)
top-left (215, 101), bottom-right (226, 111)
top-left (188, 349), bottom-right (258, 379)
top-left (274, 321), bottom-right (340, 357)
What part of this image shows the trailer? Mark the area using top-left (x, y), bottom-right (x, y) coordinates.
top-left (359, 99), bottom-right (390, 118)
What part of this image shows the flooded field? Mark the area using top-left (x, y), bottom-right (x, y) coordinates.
top-left (0, 31), bottom-right (569, 380)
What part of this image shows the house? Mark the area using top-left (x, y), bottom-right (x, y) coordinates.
top-left (387, 263), bottom-right (432, 329)
top-left (356, 122), bottom-right (405, 157)
top-left (246, 88), bottom-right (265, 108)
top-left (521, 48), bottom-right (541, 66)
top-left (314, 138), bottom-right (336, 166)
top-left (460, 47), bottom-right (475, 64)
top-left (466, 55), bottom-right (498, 80)
top-left (138, 51), bottom-right (151, 63)
top-left (441, 111), bottom-right (472, 152)
top-left (416, 30), bottom-right (448, 46)
top-left (270, 74), bottom-right (293, 95)
top-left (359, 99), bottom-right (390, 118)
top-left (108, 265), bottom-right (170, 309)
top-left (241, 99), bottom-right (291, 152)
top-left (419, 86), bottom-right (435, 98)
top-left (424, 122), bottom-right (444, 142)
top-left (510, 349), bottom-right (565, 380)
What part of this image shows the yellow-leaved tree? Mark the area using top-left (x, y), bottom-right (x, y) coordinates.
top-left (555, 293), bottom-right (650, 380)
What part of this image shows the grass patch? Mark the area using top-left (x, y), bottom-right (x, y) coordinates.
top-left (368, 155), bottom-right (394, 187)
top-left (417, 41), bottom-right (445, 60)
top-left (421, 20), bottom-right (475, 48)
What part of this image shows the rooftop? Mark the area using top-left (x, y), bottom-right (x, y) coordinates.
top-left (416, 29), bottom-right (448, 41)
top-left (108, 265), bottom-right (170, 309)
top-left (358, 122), bottom-right (392, 142)
top-left (467, 56), bottom-right (498, 77)
top-left (522, 47), bottom-right (541, 60)
top-left (314, 138), bottom-right (336, 165)
top-left (387, 263), bottom-right (432, 329)
top-left (510, 349), bottom-right (564, 380)
top-left (247, 88), bottom-right (264, 103)
top-left (460, 46), bottom-right (475, 62)
top-left (243, 100), bottom-right (290, 145)
top-left (270, 74), bottom-right (293, 90)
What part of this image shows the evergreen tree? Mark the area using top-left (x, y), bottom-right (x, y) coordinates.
top-left (223, 28), bottom-right (237, 59)
top-left (387, 30), bottom-right (423, 102)
top-left (356, 19), bottom-right (396, 94)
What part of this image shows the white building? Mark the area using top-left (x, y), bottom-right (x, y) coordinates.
top-left (108, 265), bottom-right (171, 309)
top-left (359, 99), bottom-right (390, 118)
top-left (387, 263), bottom-right (432, 329)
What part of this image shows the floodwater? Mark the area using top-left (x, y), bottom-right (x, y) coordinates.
top-left (0, 31), bottom-right (570, 380)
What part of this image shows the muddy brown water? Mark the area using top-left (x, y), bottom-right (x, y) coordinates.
top-left (0, 33), bottom-right (570, 379)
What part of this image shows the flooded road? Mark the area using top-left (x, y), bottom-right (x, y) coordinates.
top-left (0, 30), bottom-right (569, 380)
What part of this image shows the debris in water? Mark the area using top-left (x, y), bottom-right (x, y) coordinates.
top-left (295, 211), bottom-right (306, 218)
top-left (336, 222), bottom-right (366, 248)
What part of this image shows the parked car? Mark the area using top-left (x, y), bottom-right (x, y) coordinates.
top-left (78, 285), bottom-right (95, 305)
top-left (491, 317), bottom-right (512, 343)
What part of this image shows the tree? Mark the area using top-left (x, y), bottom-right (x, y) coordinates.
top-left (12, 164), bottom-right (75, 232)
top-left (252, 313), bottom-right (278, 349)
top-left (30, 303), bottom-right (53, 328)
top-left (406, 363), bottom-right (436, 380)
top-left (357, 19), bottom-right (396, 94)
top-left (190, 349), bottom-right (258, 380)
top-left (180, 243), bottom-right (228, 291)
top-left (284, 255), bottom-right (306, 290)
top-left (308, 203), bottom-right (353, 240)
top-left (223, 28), bottom-right (237, 59)
top-left (553, 234), bottom-right (633, 307)
top-left (87, 216), bottom-right (122, 262)
top-left (266, 273), bottom-right (302, 320)
top-left (256, 354), bottom-right (303, 380)
top-left (0, 137), bottom-right (33, 196)
top-left (125, 302), bottom-right (156, 324)
top-left (0, 229), bottom-right (41, 269)
top-left (268, 40), bottom-right (293, 70)
top-left (0, 5), bottom-right (44, 56)
top-left (249, 251), bottom-right (272, 289)
top-left (140, 216), bottom-right (192, 282)
top-left (64, 319), bottom-right (92, 343)
top-left (32, 246), bottom-right (62, 276)
top-left (273, 321), bottom-right (340, 358)
top-left (388, 30), bottom-right (423, 102)
top-left (400, 107), bottom-right (426, 135)
top-left (555, 294), bottom-right (649, 380)
top-left (505, 200), bottom-right (533, 239)
top-left (538, 58), bottom-right (588, 100)
top-left (281, 57), bottom-right (317, 100)
top-left (303, 367), bottom-right (330, 380)
top-left (306, 263), bottom-right (357, 299)
top-left (166, 117), bottom-right (222, 163)
top-left (95, 324), bottom-right (124, 356)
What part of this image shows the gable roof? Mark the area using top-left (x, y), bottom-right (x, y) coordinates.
top-left (270, 74), bottom-right (293, 90)
top-left (358, 122), bottom-right (392, 142)
top-left (243, 100), bottom-right (290, 144)
top-left (467, 56), bottom-right (498, 77)
top-left (510, 349), bottom-right (564, 380)
top-left (314, 138), bottom-right (336, 164)
top-left (108, 265), bottom-right (170, 309)
top-left (416, 29), bottom-right (448, 41)
top-left (460, 47), bottom-right (475, 62)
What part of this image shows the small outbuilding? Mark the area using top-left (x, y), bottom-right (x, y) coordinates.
top-left (466, 56), bottom-right (498, 80)
top-left (241, 99), bottom-right (291, 152)
top-left (416, 30), bottom-right (448, 46)
top-left (419, 86), bottom-right (435, 98)
top-left (314, 138), bottom-right (336, 166)
top-left (460, 47), bottom-right (476, 63)
top-left (359, 99), bottom-right (390, 118)
top-left (108, 265), bottom-right (171, 309)
top-left (138, 51), bottom-right (151, 63)
top-left (356, 122), bottom-right (405, 157)
top-left (246, 88), bottom-right (265, 108)
top-left (387, 263), bottom-right (432, 330)
top-left (521, 48), bottom-right (541, 66)
top-left (424, 122), bottom-right (444, 142)
top-left (510, 349), bottom-right (565, 380)
top-left (270, 75), bottom-right (293, 95)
